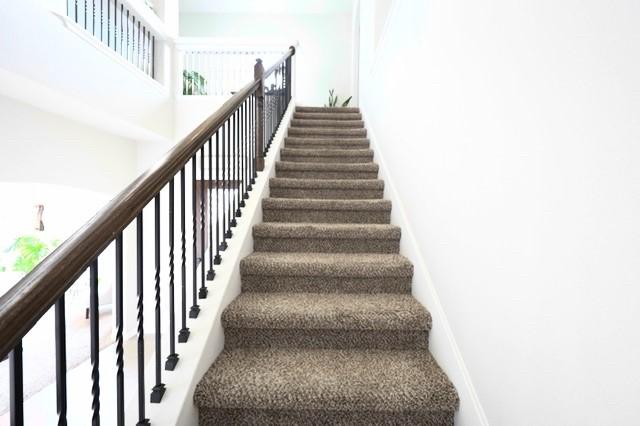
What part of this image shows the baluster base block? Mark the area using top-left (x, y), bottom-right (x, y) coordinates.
top-left (165, 354), bottom-right (179, 371)
top-left (178, 328), bottom-right (190, 343)
top-left (199, 287), bottom-right (208, 299)
top-left (150, 384), bottom-right (166, 403)
top-left (214, 254), bottom-right (222, 265)
top-left (219, 241), bottom-right (228, 251)
top-left (207, 269), bottom-right (216, 280)
top-left (189, 305), bottom-right (200, 318)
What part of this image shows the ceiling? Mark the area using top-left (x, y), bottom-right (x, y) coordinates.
top-left (180, 0), bottom-right (354, 15)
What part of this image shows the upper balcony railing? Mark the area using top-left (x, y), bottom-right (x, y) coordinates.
top-left (65, 0), bottom-right (159, 78)
top-left (0, 46), bottom-right (294, 426)
top-left (177, 41), bottom-right (285, 96)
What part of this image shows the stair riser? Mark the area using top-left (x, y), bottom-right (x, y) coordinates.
top-left (241, 275), bottom-right (412, 294)
top-left (276, 170), bottom-right (378, 180)
top-left (291, 119), bottom-right (365, 128)
top-left (269, 188), bottom-right (383, 200)
top-left (288, 129), bottom-right (366, 138)
top-left (284, 141), bottom-right (370, 150)
top-left (254, 237), bottom-right (400, 253)
top-left (293, 113), bottom-right (362, 121)
top-left (199, 408), bottom-right (455, 426)
top-left (280, 154), bottom-right (374, 163)
top-left (262, 208), bottom-right (391, 224)
top-left (224, 328), bottom-right (428, 350)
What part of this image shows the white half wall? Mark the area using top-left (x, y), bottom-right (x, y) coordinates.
top-left (179, 12), bottom-right (354, 106)
top-left (358, 0), bottom-right (640, 425)
top-left (0, 0), bottom-right (173, 139)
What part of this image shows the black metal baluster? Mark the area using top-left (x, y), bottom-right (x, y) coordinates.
top-left (75, 0), bottom-right (78, 23)
top-left (142, 26), bottom-right (147, 73)
top-left (214, 131), bottom-right (222, 264)
top-left (207, 135), bottom-right (215, 280)
top-left (137, 20), bottom-right (141, 69)
top-left (126, 11), bottom-right (130, 62)
top-left (136, 213), bottom-right (149, 425)
top-left (131, 17), bottom-right (136, 65)
top-left (106, 0), bottom-right (110, 46)
top-left (225, 120), bottom-right (233, 238)
top-left (120, 4), bottom-right (124, 55)
top-left (199, 146), bottom-right (207, 299)
top-left (239, 103), bottom-right (245, 208)
top-left (115, 233), bottom-right (124, 426)
top-left (92, 0), bottom-right (95, 35)
top-left (150, 195), bottom-right (166, 403)
top-left (242, 100), bottom-right (249, 201)
top-left (112, 0), bottom-right (116, 51)
top-left (99, 0), bottom-right (103, 41)
top-left (9, 340), bottom-right (23, 426)
top-left (55, 295), bottom-right (67, 425)
top-left (89, 259), bottom-right (100, 426)
top-left (166, 180), bottom-right (179, 369)
top-left (189, 156), bottom-right (200, 318)
top-left (151, 36), bottom-right (156, 79)
top-left (178, 168), bottom-right (190, 342)
top-left (252, 94), bottom-right (257, 183)
top-left (231, 112), bottom-right (238, 226)
top-left (220, 123), bottom-right (227, 251)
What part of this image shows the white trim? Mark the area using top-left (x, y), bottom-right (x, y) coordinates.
top-left (0, 67), bottom-right (170, 145)
top-left (369, 0), bottom-right (400, 76)
top-left (350, 0), bottom-right (361, 106)
top-left (175, 37), bottom-right (299, 52)
top-left (131, 100), bottom-right (296, 426)
top-left (360, 106), bottom-right (490, 426)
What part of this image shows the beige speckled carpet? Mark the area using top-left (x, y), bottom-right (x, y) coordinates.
top-left (194, 106), bottom-right (459, 425)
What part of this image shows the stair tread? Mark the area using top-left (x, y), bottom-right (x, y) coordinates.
top-left (280, 148), bottom-right (373, 157)
top-left (289, 128), bottom-right (366, 137)
top-left (285, 137), bottom-right (369, 143)
top-left (253, 222), bottom-right (399, 239)
top-left (223, 292), bottom-right (430, 331)
top-left (291, 119), bottom-right (364, 128)
top-left (270, 177), bottom-right (383, 189)
top-left (294, 112), bottom-right (362, 120)
top-left (194, 347), bottom-right (458, 413)
top-left (262, 198), bottom-right (392, 211)
top-left (276, 161), bottom-right (378, 172)
top-left (240, 252), bottom-right (413, 277)
top-left (296, 106), bottom-right (360, 113)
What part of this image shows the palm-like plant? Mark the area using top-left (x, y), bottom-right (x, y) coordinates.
top-left (325, 89), bottom-right (352, 107)
top-left (183, 70), bottom-right (208, 96)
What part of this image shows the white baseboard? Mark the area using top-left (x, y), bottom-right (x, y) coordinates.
top-left (360, 106), bottom-right (489, 426)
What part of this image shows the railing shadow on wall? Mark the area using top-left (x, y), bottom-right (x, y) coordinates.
top-left (0, 46), bottom-right (294, 426)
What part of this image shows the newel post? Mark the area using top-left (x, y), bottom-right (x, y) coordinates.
top-left (254, 58), bottom-right (265, 171)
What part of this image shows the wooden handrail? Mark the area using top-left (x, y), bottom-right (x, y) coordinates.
top-left (0, 46), bottom-right (295, 359)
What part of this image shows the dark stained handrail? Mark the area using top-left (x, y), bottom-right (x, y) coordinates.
top-left (0, 46), bottom-right (295, 359)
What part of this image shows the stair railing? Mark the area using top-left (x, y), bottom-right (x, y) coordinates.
top-left (0, 46), bottom-right (294, 426)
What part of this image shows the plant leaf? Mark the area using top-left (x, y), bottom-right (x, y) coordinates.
top-left (342, 96), bottom-right (352, 107)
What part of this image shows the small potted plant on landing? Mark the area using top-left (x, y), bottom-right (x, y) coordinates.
top-left (325, 89), bottom-right (352, 107)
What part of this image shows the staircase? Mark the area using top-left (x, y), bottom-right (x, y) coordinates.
top-left (193, 106), bottom-right (459, 425)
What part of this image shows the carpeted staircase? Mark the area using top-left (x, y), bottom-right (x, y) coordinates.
top-left (193, 106), bottom-right (459, 425)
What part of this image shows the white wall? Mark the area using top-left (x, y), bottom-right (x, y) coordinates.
top-left (179, 12), bottom-right (354, 106)
top-left (0, 96), bottom-right (137, 194)
top-left (358, 1), bottom-right (640, 425)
